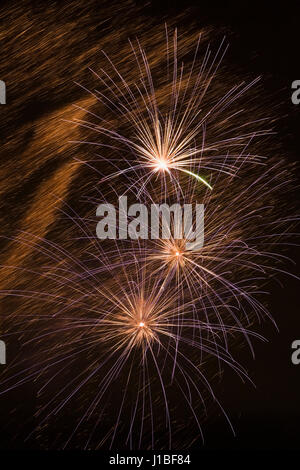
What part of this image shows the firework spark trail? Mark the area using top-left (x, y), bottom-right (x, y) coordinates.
top-left (0, 234), bottom-right (263, 448)
top-left (74, 155), bottom-right (296, 335)
top-left (0, 25), bottom-right (299, 449)
top-left (71, 27), bottom-right (271, 196)
top-left (1, 149), bottom-right (298, 448)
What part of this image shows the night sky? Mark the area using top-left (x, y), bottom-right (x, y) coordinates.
top-left (0, 0), bottom-right (300, 453)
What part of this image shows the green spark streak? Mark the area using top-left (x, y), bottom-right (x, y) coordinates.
top-left (180, 169), bottom-right (213, 190)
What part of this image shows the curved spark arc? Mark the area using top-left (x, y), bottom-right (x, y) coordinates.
top-left (179, 168), bottom-right (213, 190)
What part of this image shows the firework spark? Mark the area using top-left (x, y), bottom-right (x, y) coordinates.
top-left (0, 24), bottom-right (299, 451)
top-left (72, 27), bottom-right (269, 195)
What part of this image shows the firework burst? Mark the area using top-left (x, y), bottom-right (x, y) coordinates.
top-left (0, 25), bottom-right (299, 450)
top-left (72, 26), bottom-right (270, 195)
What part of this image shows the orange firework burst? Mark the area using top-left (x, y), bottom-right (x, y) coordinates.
top-left (73, 26), bottom-right (269, 194)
